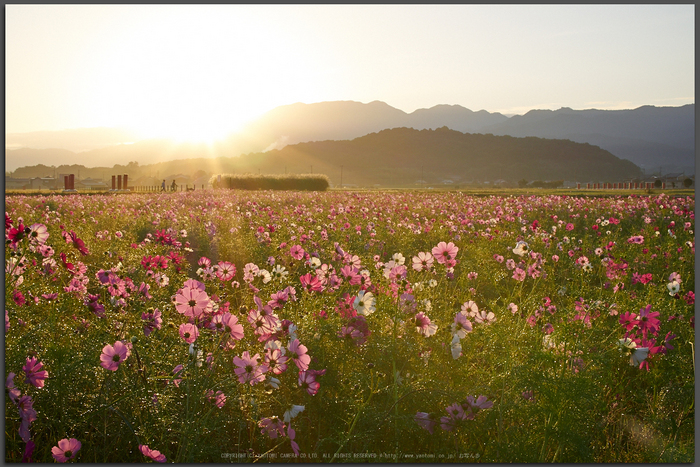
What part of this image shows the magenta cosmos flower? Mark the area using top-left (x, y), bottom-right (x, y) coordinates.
top-left (139, 444), bottom-right (166, 463)
top-left (431, 241), bottom-right (459, 264)
top-left (174, 286), bottom-right (211, 318)
top-left (100, 341), bottom-right (129, 371)
top-left (51, 438), bottom-right (81, 463)
top-left (298, 370), bottom-right (321, 395)
top-left (179, 323), bottom-right (199, 344)
top-left (22, 357), bottom-right (48, 388)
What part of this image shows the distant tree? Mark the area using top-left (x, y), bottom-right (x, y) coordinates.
top-left (654, 179), bottom-right (662, 188)
top-left (683, 178), bottom-right (693, 188)
top-left (518, 179), bottom-right (528, 188)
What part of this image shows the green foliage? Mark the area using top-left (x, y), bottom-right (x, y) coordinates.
top-left (211, 173), bottom-right (330, 191)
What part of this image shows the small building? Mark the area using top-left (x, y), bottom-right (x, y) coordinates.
top-left (5, 177), bottom-right (31, 190)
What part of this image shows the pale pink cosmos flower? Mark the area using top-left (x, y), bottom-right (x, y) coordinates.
top-left (139, 444), bottom-right (166, 463)
top-left (474, 309), bottom-right (496, 325)
top-left (51, 438), bottom-right (81, 463)
top-left (100, 341), bottom-right (129, 371)
top-left (508, 303), bottom-right (518, 314)
top-left (179, 323), bottom-right (199, 344)
top-left (461, 301), bottom-right (479, 318)
top-left (22, 357), bottom-right (48, 388)
top-left (28, 223), bottom-right (49, 245)
top-left (6, 372), bottom-right (21, 403)
top-left (432, 241), bottom-right (459, 264)
top-left (412, 252), bottom-right (434, 271)
top-left (174, 286), bottom-right (211, 318)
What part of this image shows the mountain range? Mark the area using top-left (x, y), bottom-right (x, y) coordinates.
top-left (10, 127), bottom-right (643, 188)
top-left (6, 100), bottom-right (694, 175)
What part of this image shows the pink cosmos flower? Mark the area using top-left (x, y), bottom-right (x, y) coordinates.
top-left (299, 273), bottom-right (323, 293)
top-left (100, 341), bottom-right (129, 371)
top-left (414, 312), bottom-right (438, 337)
top-left (179, 323), bottom-right (199, 344)
top-left (265, 347), bottom-right (289, 375)
top-left (233, 351), bottom-right (266, 385)
top-left (298, 371), bottom-right (321, 395)
top-left (141, 309), bottom-right (163, 336)
top-left (206, 390), bottom-right (226, 408)
top-left (22, 357), bottom-right (48, 388)
top-left (6, 372), bottom-right (21, 403)
top-left (171, 364), bottom-right (184, 387)
top-left (512, 268), bottom-right (526, 281)
top-left (139, 444), bottom-right (166, 463)
top-left (432, 241), bottom-right (459, 264)
top-left (51, 438), bottom-right (81, 463)
top-left (452, 312), bottom-right (473, 339)
top-left (259, 417), bottom-right (286, 439)
top-left (288, 339), bottom-right (311, 371)
top-left (174, 286), bottom-right (211, 318)
top-left (627, 235), bottom-right (644, 244)
top-left (216, 261), bottom-right (236, 281)
top-left (508, 303), bottom-right (519, 314)
top-left (290, 244), bottom-right (305, 260)
top-left (465, 395), bottom-right (494, 412)
top-left (66, 231), bottom-right (90, 255)
top-left (440, 403), bottom-right (468, 431)
top-left (412, 252), bottom-right (434, 271)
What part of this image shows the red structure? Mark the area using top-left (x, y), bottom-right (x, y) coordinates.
top-left (123, 174), bottom-right (128, 190)
top-left (68, 174), bottom-right (75, 190)
top-left (117, 175), bottom-right (122, 190)
top-left (112, 176), bottom-right (116, 190)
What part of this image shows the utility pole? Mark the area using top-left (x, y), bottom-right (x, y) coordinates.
top-left (340, 165), bottom-right (343, 188)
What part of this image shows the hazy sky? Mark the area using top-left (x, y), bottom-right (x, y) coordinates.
top-left (6, 4), bottom-right (694, 143)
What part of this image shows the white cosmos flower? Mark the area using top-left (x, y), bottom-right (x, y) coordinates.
top-left (630, 347), bottom-right (649, 366)
top-left (353, 290), bottom-right (376, 316)
top-left (308, 257), bottom-right (321, 269)
top-left (272, 265), bottom-right (288, 281)
top-left (266, 377), bottom-right (281, 390)
top-left (283, 405), bottom-right (305, 423)
top-left (259, 269), bottom-right (272, 284)
top-left (667, 281), bottom-right (681, 296)
top-left (428, 279), bottom-right (438, 288)
top-left (512, 241), bottom-right (529, 257)
top-left (392, 252), bottom-right (406, 265)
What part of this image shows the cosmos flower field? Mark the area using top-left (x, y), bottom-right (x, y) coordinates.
top-left (5, 189), bottom-right (695, 463)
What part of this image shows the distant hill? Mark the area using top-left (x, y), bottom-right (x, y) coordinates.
top-left (10, 127), bottom-right (643, 188)
top-left (481, 104), bottom-right (695, 173)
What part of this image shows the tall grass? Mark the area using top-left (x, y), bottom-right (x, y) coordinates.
top-left (211, 173), bottom-right (330, 191)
